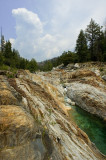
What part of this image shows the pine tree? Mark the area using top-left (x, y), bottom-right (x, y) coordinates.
top-left (0, 51), bottom-right (4, 66)
top-left (102, 20), bottom-right (106, 61)
top-left (3, 41), bottom-right (13, 66)
top-left (28, 58), bottom-right (37, 72)
top-left (1, 35), bottom-right (5, 53)
top-left (4, 41), bottom-right (12, 58)
top-left (75, 30), bottom-right (88, 62)
top-left (85, 19), bottom-right (103, 61)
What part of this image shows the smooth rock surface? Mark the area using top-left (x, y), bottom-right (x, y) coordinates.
top-left (102, 75), bottom-right (106, 81)
top-left (67, 82), bottom-right (106, 120)
top-left (0, 67), bottom-right (106, 160)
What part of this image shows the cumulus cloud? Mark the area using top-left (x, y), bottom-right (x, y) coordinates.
top-left (11, 8), bottom-right (67, 61)
top-left (11, 8), bottom-right (44, 61)
top-left (11, 0), bottom-right (106, 61)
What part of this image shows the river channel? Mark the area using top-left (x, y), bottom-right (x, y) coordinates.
top-left (69, 105), bottom-right (106, 155)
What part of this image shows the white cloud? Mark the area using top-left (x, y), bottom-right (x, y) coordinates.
top-left (11, 8), bottom-right (67, 61)
top-left (10, 38), bottom-right (15, 45)
top-left (11, 0), bottom-right (106, 61)
top-left (12, 8), bottom-right (43, 34)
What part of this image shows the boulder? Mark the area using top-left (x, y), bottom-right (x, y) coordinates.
top-left (67, 82), bottom-right (106, 120)
top-left (102, 75), bottom-right (106, 81)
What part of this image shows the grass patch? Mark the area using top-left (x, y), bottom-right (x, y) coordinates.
top-left (0, 65), bottom-right (17, 78)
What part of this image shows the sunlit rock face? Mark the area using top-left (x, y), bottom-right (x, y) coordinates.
top-left (67, 82), bottom-right (106, 120)
top-left (0, 64), bottom-right (106, 160)
top-left (63, 69), bottom-right (106, 121)
top-left (38, 63), bottom-right (106, 121)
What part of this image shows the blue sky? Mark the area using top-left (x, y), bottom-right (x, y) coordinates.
top-left (0, 0), bottom-right (106, 61)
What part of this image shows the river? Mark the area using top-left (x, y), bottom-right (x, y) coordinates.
top-left (68, 105), bottom-right (106, 155)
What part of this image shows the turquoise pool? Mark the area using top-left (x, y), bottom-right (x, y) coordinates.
top-left (69, 105), bottom-right (106, 155)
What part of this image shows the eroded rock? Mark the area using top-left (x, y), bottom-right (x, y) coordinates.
top-left (0, 68), bottom-right (106, 160)
top-left (0, 105), bottom-right (37, 148)
top-left (67, 82), bottom-right (106, 120)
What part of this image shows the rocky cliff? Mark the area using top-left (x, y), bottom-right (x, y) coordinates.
top-left (0, 65), bottom-right (106, 160)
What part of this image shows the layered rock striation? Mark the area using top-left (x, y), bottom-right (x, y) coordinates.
top-left (0, 67), bottom-right (106, 160)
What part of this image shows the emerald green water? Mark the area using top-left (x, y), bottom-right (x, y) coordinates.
top-left (69, 105), bottom-right (106, 155)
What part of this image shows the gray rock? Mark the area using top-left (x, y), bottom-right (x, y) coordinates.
top-left (74, 63), bottom-right (80, 69)
top-left (67, 82), bottom-right (106, 120)
top-left (65, 97), bottom-right (75, 106)
top-left (0, 70), bottom-right (105, 160)
top-left (102, 75), bottom-right (106, 81)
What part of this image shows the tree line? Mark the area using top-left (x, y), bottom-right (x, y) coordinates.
top-left (0, 18), bottom-right (106, 72)
top-left (76, 18), bottom-right (106, 62)
top-left (0, 40), bottom-right (37, 72)
top-left (39, 19), bottom-right (106, 70)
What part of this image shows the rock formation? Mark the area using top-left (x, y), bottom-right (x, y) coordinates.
top-left (0, 64), bottom-right (106, 160)
top-left (64, 69), bottom-right (106, 121)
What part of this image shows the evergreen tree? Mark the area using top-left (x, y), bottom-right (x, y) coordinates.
top-left (94, 31), bottom-right (104, 61)
top-left (46, 61), bottom-right (53, 71)
top-left (19, 58), bottom-right (28, 69)
top-left (0, 51), bottom-right (4, 66)
top-left (3, 41), bottom-right (13, 66)
top-left (28, 58), bottom-right (37, 72)
top-left (62, 51), bottom-right (76, 65)
top-left (1, 35), bottom-right (5, 53)
top-left (102, 21), bottom-right (106, 61)
top-left (75, 30), bottom-right (88, 62)
top-left (11, 49), bottom-right (21, 68)
top-left (42, 61), bottom-right (53, 71)
top-left (85, 19), bottom-right (103, 61)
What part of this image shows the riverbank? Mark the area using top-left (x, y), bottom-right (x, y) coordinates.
top-left (0, 62), bottom-right (106, 160)
top-left (36, 62), bottom-right (106, 157)
top-left (68, 104), bottom-right (106, 155)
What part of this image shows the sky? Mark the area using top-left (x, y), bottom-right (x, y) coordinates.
top-left (0, 0), bottom-right (106, 62)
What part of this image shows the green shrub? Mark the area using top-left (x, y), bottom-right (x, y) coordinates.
top-left (99, 67), bottom-right (104, 72)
